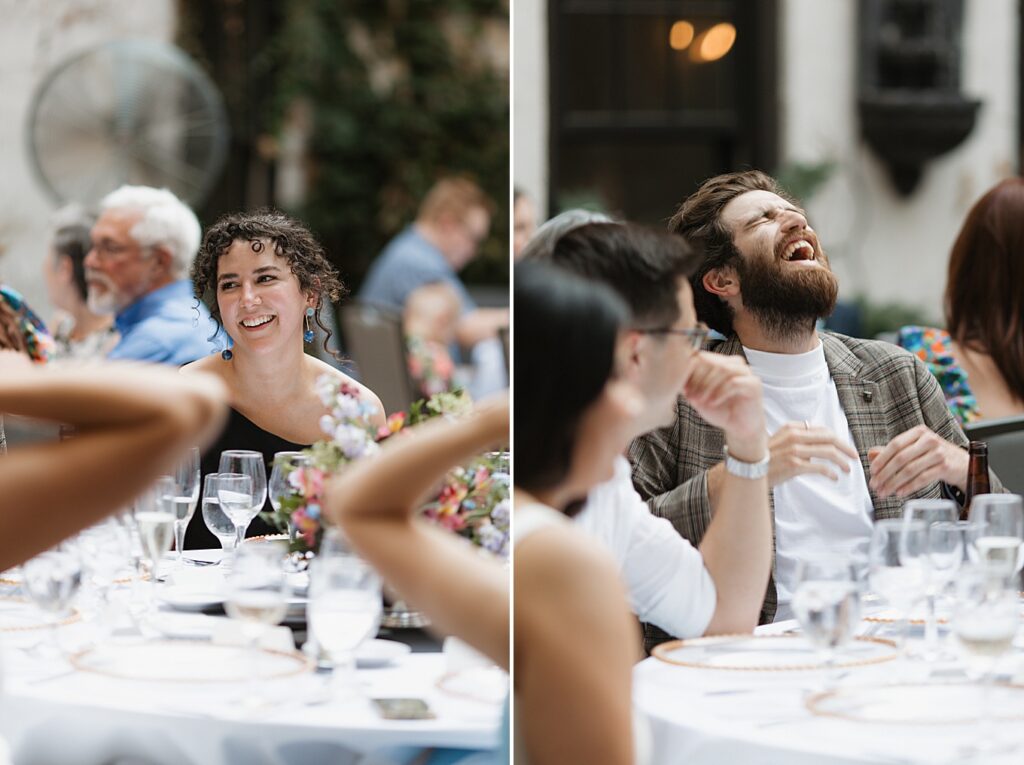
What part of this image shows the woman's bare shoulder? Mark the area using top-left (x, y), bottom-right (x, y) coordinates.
top-left (180, 354), bottom-right (225, 379)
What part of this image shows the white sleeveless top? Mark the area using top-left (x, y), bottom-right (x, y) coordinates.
top-left (513, 501), bottom-right (651, 765)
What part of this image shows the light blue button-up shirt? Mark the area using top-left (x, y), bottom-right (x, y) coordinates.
top-left (109, 280), bottom-right (217, 366)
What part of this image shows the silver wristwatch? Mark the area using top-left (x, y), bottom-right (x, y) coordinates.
top-left (723, 446), bottom-right (769, 479)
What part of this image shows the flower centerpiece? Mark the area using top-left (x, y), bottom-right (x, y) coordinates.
top-left (264, 376), bottom-right (509, 558)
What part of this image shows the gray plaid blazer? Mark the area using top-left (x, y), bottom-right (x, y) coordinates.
top-left (628, 331), bottom-right (1000, 651)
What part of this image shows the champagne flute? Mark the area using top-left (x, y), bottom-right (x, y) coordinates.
top-left (791, 555), bottom-right (861, 687)
top-left (224, 541), bottom-right (289, 709)
top-left (202, 473), bottom-right (239, 562)
top-left (218, 450), bottom-right (267, 545)
top-left (869, 519), bottom-right (927, 650)
top-left (951, 566), bottom-right (1019, 757)
top-left (967, 494), bottom-right (1024, 582)
top-left (169, 447), bottom-right (201, 566)
top-left (307, 528), bottom-right (382, 696)
top-left (134, 476), bottom-right (177, 581)
top-left (902, 498), bottom-right (958, 658)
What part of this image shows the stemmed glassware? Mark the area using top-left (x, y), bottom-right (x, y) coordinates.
top-left (269, 452), bottom-right (311, 542)
top-left (165, 447), bottom-right (200, 567)
top-left (967, 493), bottom-right (1024, 582)
top-left (218, 450), bottom-right (267, 549)
top-left (202, 473), bottom-right (240, 561)
top-left (224, 540), bottom-right (289, 708)
top-left (900, 499), bottom-right (958, 659)
top-left (951, 566), bottom-right (1019, 757)
top-left (22, 543), bottom-right (83, 655)
top-left (869, 519), bottom-right (927, 651)
top-left (133, 476), bottom-right (178, 581)
top-left (790, 554), bottom-right (861, 687)
top-left (307, 528), bottom-right (383, 696)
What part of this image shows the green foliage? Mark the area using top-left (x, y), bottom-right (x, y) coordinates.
top-left (265, 0), bottom-right (509, 287)
top-left (854, 296), bottom-right (935, 339)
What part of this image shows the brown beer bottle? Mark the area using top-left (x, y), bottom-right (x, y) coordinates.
top-left (962, 441), bottom-right (991, 521)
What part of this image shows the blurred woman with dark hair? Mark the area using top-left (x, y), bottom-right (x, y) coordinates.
top-left (899, 178), bottom-right (1024, 424)
top-left (42, 206), bottom-right (118, 360)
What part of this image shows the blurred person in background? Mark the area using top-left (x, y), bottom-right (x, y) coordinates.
top-left (0, 353), bottom-right (225, 570)
top-left (514, 260), bottom-right (648, 765)
top-left (898, 178), bottom-right (1024, 424)
top-left (403, 281), bottom-right (461, 397)
top-left (512, 188), bottom-right (536, 260)
top-left (85, 185), bottom-right (214, 365)
top-left (183, 209), bottom-right (383, 548)
top-left (42, 205), bottom-right (118, 360)
top-left (518, 208), bottom-right (612, 262)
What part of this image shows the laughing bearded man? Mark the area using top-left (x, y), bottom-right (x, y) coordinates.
top-left (630, 170), bottom-right (1002, 635)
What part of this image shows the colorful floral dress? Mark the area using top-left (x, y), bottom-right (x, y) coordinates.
top-left (0, 285), bottom-right (53, 363)
top-left (897, 325), bottom-right (981, 425)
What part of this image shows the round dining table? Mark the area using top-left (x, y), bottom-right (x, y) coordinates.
top-left (0, 550), bottom-right (505, 765)
top-left (633, 604), bottom-right (1024, 765)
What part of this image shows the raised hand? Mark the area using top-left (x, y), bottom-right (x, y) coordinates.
top-left (683, 353), bottom-right (766, 461)
top-left (867, 424), bottom-right (968, 497)
top-left (768, 422), bottom-right (859, 487)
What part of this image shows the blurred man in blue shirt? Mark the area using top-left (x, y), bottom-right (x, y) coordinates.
top-left (85, 186), bottom-right (215, 365)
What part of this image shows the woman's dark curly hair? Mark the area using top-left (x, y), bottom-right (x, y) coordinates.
top-left (192, 209), bottom-right (346, 356)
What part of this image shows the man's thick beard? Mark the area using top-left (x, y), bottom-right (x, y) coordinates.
top-left (736, 251), bottom-right (839, 341)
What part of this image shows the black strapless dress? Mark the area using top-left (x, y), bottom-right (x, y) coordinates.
top-left (186, 407), bottom-right (309, 549)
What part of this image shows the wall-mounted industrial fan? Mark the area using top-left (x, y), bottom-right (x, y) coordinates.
top-left (26, 39), bottom-right (229, 207)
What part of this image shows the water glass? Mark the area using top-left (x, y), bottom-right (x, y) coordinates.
top-left (269, 452), bottom-right (311, 513)
top-left (218, 450), bottom-right (267, 545)
top-left (901, 499), bottom-right (958, 656)
top-left (791, 555), bottom-right (861, 685)
top-left (167, 447), bottom-right (200, 565)
top-left (967, 493), bottom-right (1024, 582)
top-left (217, 473), bottom-right (257, 553)
top-left (22, 545), bottom-right (83, 655)
top-left (202, 473), bottom-right (239, 561)
top-left (869, 519), bottom-right (927, 648)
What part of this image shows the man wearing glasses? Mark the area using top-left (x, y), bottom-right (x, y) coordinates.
top-left (85, 186), bottom-right (213, 365)
top-left (546, 222), bottom-right (774, 642)
top-left (631, 170), bottom-right (1001, 641)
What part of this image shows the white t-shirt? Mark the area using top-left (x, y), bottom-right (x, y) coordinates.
top-left (575, 456), bottom-right (717, 638)
top-left (743, 342), bottom-right (874, 615)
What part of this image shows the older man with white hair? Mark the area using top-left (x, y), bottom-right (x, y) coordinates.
top-left (84, 186), bottom-right (214, 365)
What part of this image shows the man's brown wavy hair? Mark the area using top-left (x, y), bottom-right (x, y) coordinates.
top-left (192, 209), bottom-right (346, 356)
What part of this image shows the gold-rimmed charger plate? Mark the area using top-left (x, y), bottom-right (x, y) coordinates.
top-left (69, 640), bottom-right (314, 683)
top-left (243, 534), bottom-right (289, 545)
top-left (0, 596), bottom-right (80, 632)
top-left (652, 634), bottom-right (898, 671)
top-left (807, 682), bottom-right (1024, 725)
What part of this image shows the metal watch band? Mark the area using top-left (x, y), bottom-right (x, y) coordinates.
top-left (723, 445), bottom-right (769, 480)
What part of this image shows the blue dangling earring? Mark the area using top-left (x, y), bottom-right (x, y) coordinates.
top-left (304, 307), bottom-right (315, 343)
top-left (221, 348), bottom-right (233, 361)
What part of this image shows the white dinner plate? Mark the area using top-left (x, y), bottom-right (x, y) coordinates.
top-left (356, 638), bottom-right (411, 668)
top-left (158, 588), bottom-right (224, 612)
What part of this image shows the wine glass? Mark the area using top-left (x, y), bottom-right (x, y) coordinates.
top-left (269, 452), bottom-right (311, 541)
top-left (217, 473), bottom-right (257, 554)
top-left (168, 447), bottom-right (200, 566)
top-left (901, 498), bottom-right (958, 657)
top-left (951, 566), bottom-right (1019, 757)
top-left (224, 540), bottom-right (289, 708)
top-left (133, 476), bottom-right (177, 580)
top-left (202, 473), bottom-right (239, 562)
top-left (967, 493), bottom-right (1024, 582)
top-left (218, 450), bottom-right (267, 545)
top-left (869, 519), bottom-right (927, 650)
top-left (22, 544), bottom-right (83, 655)
top-left (307, 528), bottom-right (383, 696)
top-left (790, 555), bottom-right (861, 687)
top-left (76, 520), bottom-right (133, 632)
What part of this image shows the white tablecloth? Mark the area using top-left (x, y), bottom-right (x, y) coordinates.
top-left (634, 617), bottom-right (1024, 765)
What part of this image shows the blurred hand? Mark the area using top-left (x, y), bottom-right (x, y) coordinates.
top-left (868, 424), bottom-right (968, 497)
top-left (684, 353), bottom-right (766, 462)
top-left (767, 422), bottom-right (859, 487)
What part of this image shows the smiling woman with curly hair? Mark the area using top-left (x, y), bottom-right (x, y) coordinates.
top-left (181, 209), bottom-right (384, 549)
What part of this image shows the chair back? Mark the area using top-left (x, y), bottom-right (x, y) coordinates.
top-left (338, 302), bottom-right (417, 416)
top-left (498, 326), bottom-right (510, 374)
top-left (963, 414), bottom-right (1024, 495)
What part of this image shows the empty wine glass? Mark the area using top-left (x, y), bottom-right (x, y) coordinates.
top-left (952, 566), bottom-right (1019, 757)
top-left (167, 447), bottom-right (200, 566)
top-left (307, 528), bottom-right (382, 696)
top-left (218, 450), bottom-right (267, 545)
top-left (22, 544), bottom-right (83, 655)
top-left (901, 498), bottom-right (958, 658)
top-left (202, 473), bottom-right (239, 562)
top-left (791, 555), bottom-right (861, 687)
top-left (269, 452), bottom-right (311, 541)
top-left (224, 540), bottom-right (289, 709)
top-left (869, 519), bottom-right (927, 650)
top-left (967, 494), bottom-right (1024, 582)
